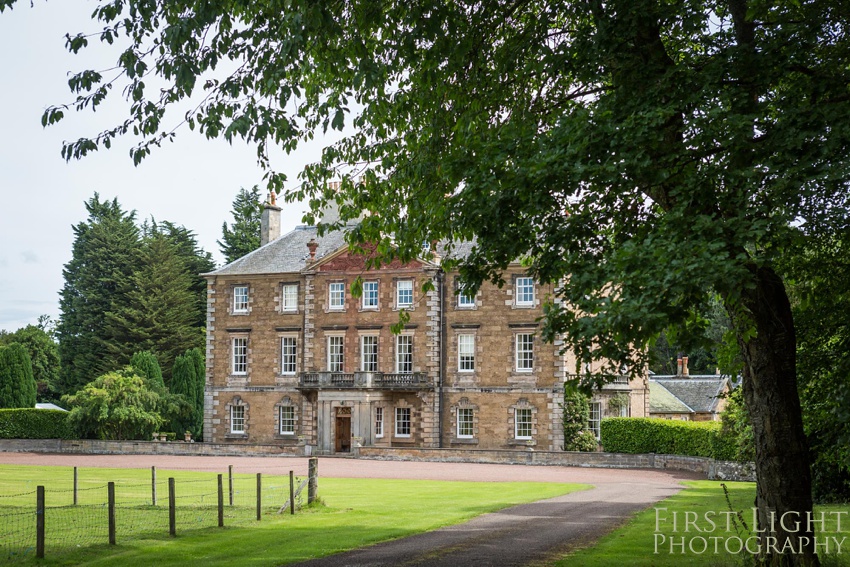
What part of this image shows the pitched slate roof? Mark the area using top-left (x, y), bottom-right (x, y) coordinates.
top-left (650, 376), bottom-right (729, 414)
top-left (649, 381), bottom-right (693, 414)
top-left (204, 225), bottom-right (479, 277)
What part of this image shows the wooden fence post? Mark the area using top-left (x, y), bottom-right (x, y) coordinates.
top-left (256, 473), bottom-right (262, 521)
top-left (217, 474), bottom-right (224, 528)
top-left (289, 471), bottom-right (295, 515)
top-left (151, 466), bottom-right (157, 506)
top-left (308, 457), bottom-right (318, 504)
top-left (108, 482), bottom-right (116, 545)
top-left (73, 467), bottom-right (78, 506)
top-left (168, 477), bottom-right (176, 536)
top-left (36, 486), bottom-right (45, 559)
top-left (228, 465), bottom-right (233, 507)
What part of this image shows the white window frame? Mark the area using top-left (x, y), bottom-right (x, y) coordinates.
top-left (279, 405), bottom-right (295, 435)
top-left (375, 407), bottom-right (384, 438)
top-left (395, 407), bottom-right (411, 438)
top-left (589, 402), bottom-right (602, 439)
top-left (281, 284), bottom-right (298, 312)
top-left (515, 277), bottom-right (535, 306)
top-left (327, 335), bottom-right (345, 372)
top-left (280, 336), bottom-right (297, 375)
top-left (457, 334), bottom-right (475, 372)
top-left (329, 282), bottom-right (345, 310)
top-left (362, 280), bottom-right (379, 309)
top-left (230, 405), bottom-right (246, 434)
top-left (361, 335), bottom-right (379, 372)
top-left (396, 334), bottom-right (413, 373)
top-left (457, 286), bottom-right (476, 308)
top-left (514, 407), bottom-right (532, 440)
top-left (232, 337), bottom-right (248, 375)
top-left (457, 407), bottom-right (474, 439)
top-left (233, 285), bottom-right (249, 313)
top-left (515, 333), bottom-right (534, 372)
top-left (396, 280), bottom-right (413, 308)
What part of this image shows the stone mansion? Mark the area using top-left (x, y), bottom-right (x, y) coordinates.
top-left (202, 201), bottom-right (649, 454)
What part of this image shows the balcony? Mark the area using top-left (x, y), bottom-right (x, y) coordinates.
top-left (565, 374), bottom-right (632, 391)
top-left (298, 371), bottom-right (432, 391)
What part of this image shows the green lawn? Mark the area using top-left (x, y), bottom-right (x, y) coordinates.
top-left (0, 465), bottom-right (587, 566)
top-left (558, 481), bottom-right (850, 566)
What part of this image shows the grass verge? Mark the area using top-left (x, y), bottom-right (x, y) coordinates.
top-left (0, 465), bottom-right (587, 566)
top-left (557, 481), bottom-right (850, 567)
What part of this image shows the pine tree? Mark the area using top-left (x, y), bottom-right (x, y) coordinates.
top-left (218, 186), bottom-right (262, 264)
top-left (104, 233), bottom-right (201, 385)
top-left (185, 347), bottom-right (206, 440)
top-left (129, 351), bottom-right (165, 392)
top-left (0, 343), bottom-right (37, 409)
top-left (57, 194), bottom-right (140, 394)
top-left (169, 353), bottom-right (197, 437)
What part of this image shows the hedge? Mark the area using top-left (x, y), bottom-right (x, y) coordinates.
top-left (0, 409), bottom-right (74, 439)
top-left (600, 417), bottom-right (738, 461)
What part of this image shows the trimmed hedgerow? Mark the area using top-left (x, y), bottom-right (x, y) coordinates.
top-left (0, 409), bottom-right (74, 439)
top-left (600, 417), bottom-right (739, 461)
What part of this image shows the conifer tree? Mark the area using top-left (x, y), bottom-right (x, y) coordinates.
top-left (169, 353), bottom-right (198, 437)
top-left (0, 324), bottom-right (60, 402)
top-left (218, 186), bottom-right (262, 264)
top-left (129, 351), bottom-right (165, 392)
top-left (104, 233), bottom-right (201, 384)
top-left (0, 343), bottom-right (37, 409)
top-left (57, 194), bottom-right (140, 394)
top-left (185, 347), bottom-right (206, 439)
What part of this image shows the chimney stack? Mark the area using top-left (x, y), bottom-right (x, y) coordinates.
top-left (682, 356), bottom-right (690, 376)
top-left (676, 357), bottom-right (683, 376)
top-left (306, 238), bottom-right (318, 262)
top-left (261, 196), bottom-right (281, 246)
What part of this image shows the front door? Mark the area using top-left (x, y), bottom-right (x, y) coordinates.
top-left (335, 407), bottom-right (351, 453)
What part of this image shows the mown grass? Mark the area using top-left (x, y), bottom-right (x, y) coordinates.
top-left (0, 464), bottom-right (587, 566)
top-left (558, 481), bottom-right (850, 567)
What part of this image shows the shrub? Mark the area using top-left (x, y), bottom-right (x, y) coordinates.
top-left (562, 387), bottom-right (596, 451)
top-left (600, 417), bottom-right (742, 461)
top-left (0, 409), bottom-right (73, 439)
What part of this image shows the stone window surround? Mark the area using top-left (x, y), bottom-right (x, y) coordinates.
top-left (456, 332), bottom-right (476, 374)
top-left (374, 404), bottom-right (385, 438)
top-left (279, 281), bottom-right (300, 313)
top-left (450, 397), bottom-right (479, 445)
top-left (394, 278), bottom-right (414, 310)
top-left (326, 332), bottom-right (346, 372)
top-left (394, 399), bottom-right (413, 439)
top-left (511, 274), bottom-right (538, 309)
top-left (394, 332), bottom-right (414, 374)
top-left (230, 284), bottom-right (252, 315)
top-left (230, 333), bottom-right (250, 377)
top-left (327, 280), bottom-right (346, 312)
top-left (508, 398), bottom-right (538, 446)
top-left (513, 332), bottom-right (535, 373)
top-left (360, 333), bottom-right (379, 372)
top-left (360, 279), bottom-right (380, 311)
top-left (278, 333), bottom-right (298, 376)
top-left (225, 396), bottom-right (249, 439)
top-left (454, 277), bottom-right (478, 309)
top-left (274, 396), bottom-right (299, 440)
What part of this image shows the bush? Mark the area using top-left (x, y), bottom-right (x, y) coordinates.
top-left (600, 417), bottom-right (741, 461)
top-left (0, 409), bottom-right (74, 439)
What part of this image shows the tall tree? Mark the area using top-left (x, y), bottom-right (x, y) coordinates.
top-left (57, 194), bottom-right (140, 394)
top-left (0, 343), bottom-right (37, 409)
top-left (218, 186), bottom-right (263, 264)
top-left (129, 351), bottom-right (165, 392)
top-left (185, 347), bottom-right (206, 440)
top-left (169, 351), bottom-right (202, 438)
top-left (0, 324), bottom-right (61, 403)
top-left (104, 233), bottom-right (201, 384)
top-left (12, 0), bottom-right (850, 563)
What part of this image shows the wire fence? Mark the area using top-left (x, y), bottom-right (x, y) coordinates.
top-left (0, 458), bottom-right (318, 562)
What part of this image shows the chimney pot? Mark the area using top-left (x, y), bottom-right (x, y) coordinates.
top-left (682, 356), bottom-right (690, 376)
top-left (307, 238), bottom-right (318, 261)
top-left (676, 357), bottom-right (683, 376)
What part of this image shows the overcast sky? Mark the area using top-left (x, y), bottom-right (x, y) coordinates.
top-left (0, 2), bottom-right (331, 332)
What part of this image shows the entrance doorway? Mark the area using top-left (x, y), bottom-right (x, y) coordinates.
top-left (335, 407), bottom-right (352, 453)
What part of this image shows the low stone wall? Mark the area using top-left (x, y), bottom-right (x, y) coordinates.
top-left (355, 446), bottom-right (756, 482)
top-left (0, 439), bottom-right (755, 481)
top-left (0, 438), bottom-right (303, 457)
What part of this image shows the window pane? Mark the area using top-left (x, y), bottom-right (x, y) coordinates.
top-left (329, 282), bottom-right (345, 309)
top-left (279, 406), bottom-right (295, 434)
top-left (361, 335), bottom-right (378, 372)
top-left (515, 334), bottom-right (533, 372)
top-left (458, 334), bottom-right (475, 372)
top-left (328, 336), bottom-right (345, 372)
top-left (375, 407), bottom-right (384, 438)
top-left (516, 277), bottom-right (534, 305)
top-left (397, 280), bottom-right (413, 307)
top-left (395, 407), bottom-right (411, 437)
top-left (232, 337), bottom-right (248, 374)
top-left (281, 337), bottom-right (297, 374)
top-left (515, 408), bottom-right (532, 439)
top-left (231, 405), bottom-right (245, 433)
top-left (396, 335), bottom-right (413, 373)
top-left (233, 286), bottom-right (249, 312)
top-left (457, 407), bottom-right (474, 438)
top-left (589, 402), bottom-right (602, 439)
top-left (282, 284), bottom-right (298, 311)
top-left (363, 281), bottom-right (379, 308)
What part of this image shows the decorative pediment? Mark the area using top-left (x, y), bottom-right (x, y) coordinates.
top-left (311, 244), bottom-right (429, 273)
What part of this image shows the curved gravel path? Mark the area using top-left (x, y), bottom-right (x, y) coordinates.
top-left (0, 453), bottom-right (700, 566)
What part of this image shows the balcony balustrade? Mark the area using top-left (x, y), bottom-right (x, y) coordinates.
top-left (298, 371), bottom-right (432, 390)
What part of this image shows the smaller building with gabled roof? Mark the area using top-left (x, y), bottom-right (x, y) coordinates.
top-left (649, 375), bottom-right (730, 421)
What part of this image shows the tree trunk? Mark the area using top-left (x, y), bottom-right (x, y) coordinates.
top-left (731, 264), bottom-right (818, 567)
